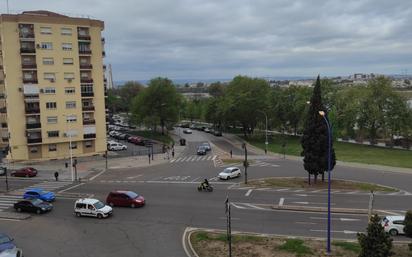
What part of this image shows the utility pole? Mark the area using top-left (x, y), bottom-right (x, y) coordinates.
top-left (105, 150), bottom-right (108, 170)
top-left (225, 196), bottom-right (232, 257)
top-left (242, 143), bottom-right (248, 184)
top-left (368, 190), bottom-right (375, 221)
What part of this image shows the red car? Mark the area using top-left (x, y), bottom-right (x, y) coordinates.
top-left (106, 191), bottom-right (145, 208)
top-left (128, 136), bottom-right (144, 145)
top-left (11, 167), bottom-right (38, 177)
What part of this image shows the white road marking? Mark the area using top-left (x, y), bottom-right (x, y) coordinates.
top-left (231, 203), bottom-right (247, 209)
top-left (89, 169), bottom-right (107, 181)
top-left (310, 229), bottom-right (359, 234)
top-left (212, 155), bottom-right (217, 160)
top-left (245, 189), bottom-right (253, 197)
top-left (276, 188), bottom-right (289, 192)
top-left (219, 217), bottom-right (240, 220)
top-left (170, 159), bottom-right (176, 163)
top-left (58, 183), bottom-right (85, 193)
top-left (310, 217), bottom-right (361, 222)
top-left (291, 201), bottom-right (335, 205)
top-left (295, 194), bottom-right (308, 197)
top-left (279, 198), bottom-right (285, 206)
top-left (191, 177), bottom-right (201, 182)
top-left (295, 222), bottom-right (316, 225)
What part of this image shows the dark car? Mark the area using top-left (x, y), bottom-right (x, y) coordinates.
top-left (14, 198), bottom-right (53, 214)
top-left (11, 167), bottom-right (37, 177)
top-left (106, 191), bottom-right (145, 208)
top-left (0, 233), bottom-right (15, 252)
top-left (117, 134), bottom-right (128, 140)
top-left (197, 146), bottom-right (207, 155)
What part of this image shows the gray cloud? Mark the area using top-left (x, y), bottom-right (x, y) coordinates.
top-left (5, 0), bottom-right (412, 80)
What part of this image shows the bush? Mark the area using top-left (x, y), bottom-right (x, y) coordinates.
top-left (357, 214), bottom-right (393, 257)
top-left (404, 210), bottom-right (412, 237)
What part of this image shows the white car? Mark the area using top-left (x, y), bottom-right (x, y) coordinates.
top-left (183, 129), bottom-right (192, 134)
top-left (0, 248), bottom-right (23, 257)
top-left (74, 198), bottom-right (113, 219)
top-left (382, 216), bottom-right (405, 236)
top-left (107, 142), bottom-right (127, 151)
top-left (218, 167), bottom-right (241, 180)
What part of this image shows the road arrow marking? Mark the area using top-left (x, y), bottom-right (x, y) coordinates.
top-left (279, 198), bottom-right (285, 206)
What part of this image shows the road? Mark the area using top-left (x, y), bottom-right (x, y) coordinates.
top-left (1, 129), bottom-right (412, 256)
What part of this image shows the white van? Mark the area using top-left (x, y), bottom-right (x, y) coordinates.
top-left (74, 198), bottom-right (113, 219)
top-left (0, 248), bottom-right (23, 257)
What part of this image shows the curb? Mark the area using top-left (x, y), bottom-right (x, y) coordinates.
top-left (182, 227), bottom-right (200, 257)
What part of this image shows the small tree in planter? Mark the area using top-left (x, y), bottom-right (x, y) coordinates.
top-left (403, 210), bottom-right (412, 237)
top-left (357, 214), bottom-right (393, 257)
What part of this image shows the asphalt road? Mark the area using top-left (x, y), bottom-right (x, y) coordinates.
top-left (1, 130), bottom-right (412, 256)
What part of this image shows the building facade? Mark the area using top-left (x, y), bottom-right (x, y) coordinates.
top-left (0, 11), bottom-right (107, 161)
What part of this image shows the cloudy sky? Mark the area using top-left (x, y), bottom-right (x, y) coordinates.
top-left (4, 0), bottom-right (412, 81)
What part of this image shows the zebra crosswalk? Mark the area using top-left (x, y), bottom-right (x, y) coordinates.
top-left (170, 155), bottom-right (217, 163)
top-left (0, 180), bottom-right (73, 212)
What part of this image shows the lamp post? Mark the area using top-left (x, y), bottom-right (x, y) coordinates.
top-left (64, 114), bottom-right (74, 182)
top-left (257, 110), bottom-right (268, 154)
top-left (319, 110), bottom-right (332, 255)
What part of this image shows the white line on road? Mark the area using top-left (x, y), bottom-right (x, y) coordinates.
top-left (245, 189), bottom-right (253, 197)
top-left (58, 183), bottom-right (85, 193)
top-left (310, 229), bottom-right (359, 234)
top-left (231, 203), bottom-right (247, 209)
top-left (191, 177), bottom-right (201, 182)
top-left (278, 198), bottom-right (285, 206)
top-left (295, 221), bottom-right (316, 225)
top-left (89, 169), bottom-right (107, 181)
top-left (310, 217), bottom-right (361, 222)
top-left (276, 188), bottom-right (289, 192)
top-left (291, 201), bottom-right (336, 205)
top-left (295, 194), bottom-right (308, 197)
top-left (212, 155), bottom-right (217, 160)
top-left (219, 217), bottom-right (240, 220)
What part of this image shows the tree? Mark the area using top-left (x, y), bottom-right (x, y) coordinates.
top-left (301, 75), bottom-right (336, 184)
top-left (132, 77), bottom-right (182, 134)
top-left (119, 81), bottom-right (144, 109)
top-left (208, 82), bottom-right (225, 98)
top-left (357, 214), bottom-right (393, 257)
top-left (404, 210), bottom-right (412, 237)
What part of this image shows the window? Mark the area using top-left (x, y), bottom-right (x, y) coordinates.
top-left (48, 144), bottom-right (57, 152)
top-left (63, 58), bottom-right (73, 65)
top-left (44, 87), bottom-right (56, 94)
top-left (66, 101), bottom-right (76, 109)
top-left (40, 27), bottom-right (52, 34)
top-left (70, 142), bottom-right (77, 149)
top-left (64, 73), bottom-right (75, 80)
top-left (43, 57), bottom-right (54, 65)
top-left (65, 87), bottom-right (75, 94)
top-left (44, 73), bottom-right (56, 81)
top-left (66, 115), bottom-right (77, 123)
top-left (47, 116), bottom-right (58, 124)
top-left (46, 102), bottom-right (57, 109)
top-left (40, 42), bottom-right (53, 50)
top-left (85, 141), bottom-right (93, 148)
top-left (61, 28), bottom-right (72, 35)
top-left (62, 43), bottom-right (72, 51)
top-left (47, 131), bottom-right (59, 138)
top-left (29, 146), bottom-right (38, 153)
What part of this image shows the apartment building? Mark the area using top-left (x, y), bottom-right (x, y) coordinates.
top-left (0, 10), bottom-right (107, 161)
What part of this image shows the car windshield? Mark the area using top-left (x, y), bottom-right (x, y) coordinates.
top-left (125, 191), bottom-right (138, 199)
top-left (94, 201), bottom-right (105, 209)
top-left (0, 235), bottom-right (11, 244)
top-left (223, 168), bottom-right (234, 174)
top-left (30, 199), bottom-right (43, 205)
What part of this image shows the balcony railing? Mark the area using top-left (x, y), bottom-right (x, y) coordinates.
top-left (27, 138), bottom-right (42, 144)
top-left (80, 64), bottom-right (93, 69)
top-left (81, 92), bottom-right (94, 97)
top-left (20, 33), bottom-right (35, 39)
top-left (83, 119), bottom-right (95, 125)
top-left (26, 123), bottom-right (41, 129)
top-left (82, 106), bottom-right (95, 111)
top-left (81, 78), bottom-right (93, 83)
top-left (79, 49), bottom-right (92, 55)
top-left (20, 48), bottom-right (36, 54)
top-left (25, 108), bottom-right (40, 114)
top-left (22, 64), bottom-right (37, 69)
top-left (23, 78), bottom-right (38, 84)
top-left (83, 133), bottom-right (96, 139)
top-left (78, 35), bottom-right (91, 41)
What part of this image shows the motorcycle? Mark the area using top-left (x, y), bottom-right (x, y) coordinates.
top-left (197, 183), bottom-right (213, 192)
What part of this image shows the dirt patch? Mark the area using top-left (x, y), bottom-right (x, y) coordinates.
top-left (246, 177), bottom-right (397, 192)
top-left (190, 231), bottom-right (412, 257)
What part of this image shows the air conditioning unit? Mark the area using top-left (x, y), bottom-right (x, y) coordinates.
top-left (39, 89), bottom-right (44, 93)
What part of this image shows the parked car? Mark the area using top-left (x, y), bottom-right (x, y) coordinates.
top-left (204, 128), bottom-right (211, 133)
top-left (128, 136), bottom-right (144, 145)
top-left (107, 142), bottom-right (127, 151)
top-left (183, 129), bottom-right (192, 134)
top-left (74, 198), bottom-right (113, 219)
top-left (201, 142), bottom-right (211, 151)
top-left (218, 167), bottom-right (241, 180)
top-left (14, 198), bottom-right (53, 214)
top-left (382, 216), bottom-right (405, 236)
top-left (23, 188), bottom-right (55, 202)
top-left (197, 146), bottom-right (207, 155)
top-left (0, 234), bottom-right (15, 252)
top-left (106, 191), bottom-right (145, 208)
top-left (0, 247), bottom-right (23, 257)
top-left (213, 130), bottom-right (223, 136)
top-left (10, 167), bottom-right (37, 177)
top-left (117, 133), bottom-right (128, 140)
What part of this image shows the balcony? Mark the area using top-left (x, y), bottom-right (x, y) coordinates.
top-left (0, 65), bottom-right (3, 70)
top-left (23, 78), bottom-right (38, 84)
top-left (81, 92), bottom-right (94, 97)
top-left (22, 63), bottom-right (37, 69)
top-left (78, 35), bottom-right (91, 41)
top-left (27, 138), bottom-right (42, 144)
top-left (26, 123), bottom-right (41, 129)
top-left (25, 107), bottom-right (40, 114)
top-left (83, 119), bottom-right (95, 125)
top-left (82, 106), bottom-right (95, 111)
top-left (83, 133), bottom-right (96, 139)
top-left (80, 64), bottom-right (93, 69)
top-left (20, 48), bottom-right (36, 54)
top-left (81, 78), bottom-right (93, 83)
top-left (0, 107), bottom-right (6, 113)
top-left (79, 49), bottom-right (92, 55)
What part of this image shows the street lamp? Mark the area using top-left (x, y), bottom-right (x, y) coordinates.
top-left (257, 110), bottom-right (268, 154)
top-left (64, 114), bottom-right (74, 182)
top-left (319, 110), bottom-right (332, 255)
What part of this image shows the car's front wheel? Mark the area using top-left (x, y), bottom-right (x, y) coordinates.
top-left (97, 213), bottom-right (103, 219)
top-left (16, 208), bottom-right (22, 212)
top-left (389, 229), bottom-right (398, 236)
top-left (36, 209), bottom-right (41, 214)
top-left (75, 212), bottom-right (81, 217)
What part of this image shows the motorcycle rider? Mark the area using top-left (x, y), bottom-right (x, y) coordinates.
top-left (201, 178), bottom-right (210, 189)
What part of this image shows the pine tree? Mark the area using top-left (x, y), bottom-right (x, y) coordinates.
top-left (403, 210), bottom-right (412, 237)
top-left (357, 214), bottom-right (393, 257)
top-left (301, 75), bottom-right (336, 184)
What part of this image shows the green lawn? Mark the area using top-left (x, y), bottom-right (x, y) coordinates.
top-left (245, 134), bottom-right (412, 169)
top-left (129, 130), bottom-right (174, 145)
